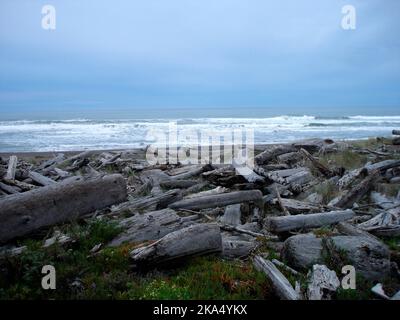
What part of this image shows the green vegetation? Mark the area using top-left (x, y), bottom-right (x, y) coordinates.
top-left (319, 149), bottom-right (367, 170)
top-left (0, 220), bottom-right (272, 300)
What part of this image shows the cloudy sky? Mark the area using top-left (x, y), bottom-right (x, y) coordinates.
top-left (0, 0), bottom-right (399, 117)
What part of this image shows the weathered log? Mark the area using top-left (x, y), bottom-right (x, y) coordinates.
top-left (0, 181), bottom-right (21, 194)
top-left (222, 238), bottom-right (256, 258)
top-left (393, 129), bottom-right (400, 136)
top-left (300, 148), bottom-right (335, 177)
top-left (0, 174), bottom-right (127, 242)
top-left (220, 204), bottom-right (242, 225)
top-left (393, 137), bottom-right (400, 145)
top-left (277, 198), bottom-right (322, 214)
top-left (266, 210), bottom-right (354, 233)
top-left (28, 171), bottom-right (56, 186)
top-left (109, 209), bottom-right (199, 246)
top-left (334, 172), bottom-right (378, 208)
top-left (112, 189), bottom-right (182, 214)
top-left (364, 160), bottom-right (400, 174)
top-left (169, 190), bottom-right (263, 211)
top-left (255, 145), bottom-right (297, 165)
top-left (307, 265), bottom-right (340, 300)
top-left (271, 259), bottom-right (299, 276)
top-left (5, 155), bottom-right (17, 180)
top-left (160, 180), bottom-right (198, 189)
top-left (253, 256), bottom-right (300, 300)
top-left (130, 223), bottom-right (222, 266)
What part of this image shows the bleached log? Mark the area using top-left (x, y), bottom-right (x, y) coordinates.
top-left (220, 204), bottom-right (242, 226)
top-left (364, 160), bottom-right (400, 174)
top-left (0, 181), bottom-right (21, 194)
top-left (169, 190), bottom-right (263, 211)
top-left (272, 259), bottom-right (299, 276)
top-left (5, 155), bottom-right (17, 180)
top-left (300, 148), bottom-right (335, 177)
top-left (266, 210), bottom-right (354, 233)
top-left (275, 198), bottom-right (322, 214)
top-left (337, 168), bottom-right (363, 190)
top-left (28, 171), bottom-right (56, 186)
top-left (39, 153), bottom-right (65, 171)
top-left (255, 145), bottom-right (297, 165)
top-left (112, 189), bottom-right (182, 214)
top-left (334, 172), bottom-right (378, 209)
top-left (0, 174), bottom-right (127, 243)
top-left (222, 239), bottom-right (256, 258)
top-left (109, 209), bottom-right (199, 246)
top-left (184, 186), bottom-right (228, 199)
top-left (307, 265), bottom-right (340, 300)
top-left (253, 256), bottom-right (300, 300)
top-left (130, 223), bottom-right (222, 266)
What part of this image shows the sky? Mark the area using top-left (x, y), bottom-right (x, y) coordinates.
top-left (0, 0), bottom-right (400, 118)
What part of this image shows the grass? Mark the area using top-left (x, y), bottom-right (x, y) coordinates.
top-left (312, 179), bottom-right (339, 204)
top-left (0, 220), bottom-right (273, 300)
top-left (319, 149), bottom-right (368, 171)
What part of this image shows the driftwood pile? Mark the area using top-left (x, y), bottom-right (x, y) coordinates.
top-left (1, 134), bottom-right (400, 300)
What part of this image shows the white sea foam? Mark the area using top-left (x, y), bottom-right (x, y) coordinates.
top-left (0, 115), bottom-right (399, 152)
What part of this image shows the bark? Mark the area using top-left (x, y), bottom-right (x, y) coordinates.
top-left (255, 145), bottom-right (297, 165)
top-left (109, 209), bottom-right (199, 246)
top-left (130, 223), bottom-right (222, 266)
top-left (253, 256), bottom-right (300, 300)
top-left (266, 210), bottom-right (354, 233)
top-left (0, 174), bottom-right (127, 243)
top-left (5, 156), bottom-right (17, 180)
top-left (169, 190), bottom-right (263, 211)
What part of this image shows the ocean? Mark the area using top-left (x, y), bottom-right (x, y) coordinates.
top-left (0, 113), bottom-right (399, 152)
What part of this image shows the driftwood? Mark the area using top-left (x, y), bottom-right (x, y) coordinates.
top-left (333, 172), bottom-right (378, 208)
top-left (253, 256), bottom-right (300, 300)
top-left (169, 190), bottom-right (263, 211)
top-left (5, 155), bottom-right (18, 180)
top-left (222, 238), bottom-right (257, 258)
top-left (0, 181), bottom-right (21, 194)
top-left (307, 265), bottom-right (340, 300)
top-left (0, 174), bottom-right (127, 242)
top-left (275, 198), bottom-right (322, 215)
top-left (272, 259), bottom-right (299, 275)
top-left (220, 204), bottom-right (242, 226)
top-left (160, 180), bottom-right (198, 189)
top-left (28, 171), bottom-right (56, 186)
top-left (130, 223), bottom-right (222, 266)
top-left (266, 210), bottom-right (354, 233)
top-left (255, 145), bottom-right (297, 165)
top-left (112, 189), bottom-right (182, 214)
top-left (300, 148), bottom-right (335, 177)
top-left (364, 160), bottom-right (400, 174)
top-left (109, 209), bottom-right (199, 246)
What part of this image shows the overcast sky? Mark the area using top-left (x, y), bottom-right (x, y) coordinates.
top-left (0, 0), bottom-right (399, 114)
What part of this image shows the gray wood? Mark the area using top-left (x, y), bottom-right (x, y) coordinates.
top-left (255, 145), bottom-right (297, 165)
top-left (0, 174), bottom-right (127, 242)
top-left (334, 172), bottom-right (377, 208)
top-left (112, 189), bottom-right (182, 214)
top-left (253, 256), bottom-right (300, 300)
top-left (266, 210), bottom-right (354, 233)
top-left (169, 190), bottom-right (263, 211)
top-left (220, 204), bottom-right (242, 226)
top-left (130, 223), bottom-right (222, 266)
top-left (5, 155), bottom-right (17, 180)
top-left (28, 171), bottom-right (57, 186)
top-left (109, 209), bottom-right (198, 246)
